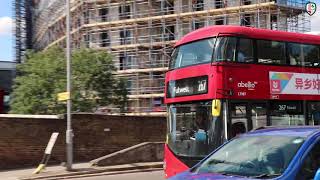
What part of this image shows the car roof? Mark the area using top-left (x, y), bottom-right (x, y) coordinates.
top-left (242, 126), bottom-right (320, 138)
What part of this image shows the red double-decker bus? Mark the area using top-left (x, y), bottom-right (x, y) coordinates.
top-left (164, 25), bottom-right (320, 178)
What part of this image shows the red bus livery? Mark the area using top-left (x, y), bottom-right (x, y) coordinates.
top-left (164, 25), bottom-right (320, 178)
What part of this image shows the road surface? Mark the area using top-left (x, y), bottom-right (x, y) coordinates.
top-left (69, 170), bottom-right (166, 180)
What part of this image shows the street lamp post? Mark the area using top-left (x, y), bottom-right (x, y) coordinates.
top-left (66, 0), bottom-right (73, 171)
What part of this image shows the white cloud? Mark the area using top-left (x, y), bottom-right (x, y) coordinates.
top-left (0, 16), bottom-right (13, 36)
top-left (311, 11), bottom-right (320, 32)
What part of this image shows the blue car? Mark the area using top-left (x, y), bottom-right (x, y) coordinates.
top-left (169, 126), bottom-right (320, 180)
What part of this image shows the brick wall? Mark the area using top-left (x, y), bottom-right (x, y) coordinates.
top-left (0, 114), bottom-right (166, 169)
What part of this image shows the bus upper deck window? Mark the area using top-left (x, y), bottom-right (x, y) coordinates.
top-left (257, 40), bottom-right (286, 65)
top-left (238, 38), bottom-right (254, 63)
top-left (303, 44), bottom-right (320, 67)
top-left (214, 37), bottom-right (237, 62)
top-left (288, 43), bottom-right (320, 67)
top-left (288, 43), bottom-right (303, 66)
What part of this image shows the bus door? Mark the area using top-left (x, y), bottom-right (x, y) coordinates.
top-left (228, 101), bottom-right (267, 139)
top-left (228, 102), bottom-right (251, 139)
top-left (307, 102), bottom-right (320, 125)
top-left (250, 103), bottom-right (267, 129)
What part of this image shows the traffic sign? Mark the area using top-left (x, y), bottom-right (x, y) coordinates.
top-left (57, 92), bottom-right (70, 101)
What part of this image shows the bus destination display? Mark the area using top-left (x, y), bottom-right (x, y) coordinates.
top-left (271, 101), bottom-right (302, 114)
top-left (166, 76), bottom-right (208, 98)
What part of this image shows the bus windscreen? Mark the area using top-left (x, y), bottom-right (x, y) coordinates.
top-left (170, 38), bottom-right (215, 69)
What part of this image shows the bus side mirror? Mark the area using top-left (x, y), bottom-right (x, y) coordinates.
top-left (212, 99), bottom-right (221, 116)
top-left (314, 168), bottom-right (320, 180)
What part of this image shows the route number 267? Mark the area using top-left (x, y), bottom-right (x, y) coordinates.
top-left (278, 105), bottom-right (286, 111)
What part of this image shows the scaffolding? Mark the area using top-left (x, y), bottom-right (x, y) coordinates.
top-left (13, 0), bottom-right (33, 63)
top-left (17, 0), bottom-right (311, 115)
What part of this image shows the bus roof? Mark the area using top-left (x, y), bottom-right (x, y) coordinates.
top-left (175, 25), bottom-right (320, 47)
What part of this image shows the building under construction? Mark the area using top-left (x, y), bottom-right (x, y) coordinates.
top-left (14, 0), bottom-right (311, 116)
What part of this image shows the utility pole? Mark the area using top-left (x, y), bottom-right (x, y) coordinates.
top-left (66, 0), bottom-right (73, 171)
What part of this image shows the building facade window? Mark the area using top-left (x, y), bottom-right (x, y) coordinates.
top-left (100, 31), bottom-right (110, 47)
top-left (192, 0), bottom-right (204, 11)
top-left (119, 4), bottom-right (131, 20)
top-left (99, 8), bottom-right (108, 22)
top-left (120, 29), bottom-right (132, 45)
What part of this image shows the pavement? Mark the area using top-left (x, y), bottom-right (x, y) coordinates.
top-left (68, 170), bottom-right (165, 180)
top-left (0, 162), bottom-right (163, 180)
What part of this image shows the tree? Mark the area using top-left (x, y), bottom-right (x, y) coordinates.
top-left (10, 46), bottom-right (127, 114)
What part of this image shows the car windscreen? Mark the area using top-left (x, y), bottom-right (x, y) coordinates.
top-left (194, 135), bottom-right (305, 178)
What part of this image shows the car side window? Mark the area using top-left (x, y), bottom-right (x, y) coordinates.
top-left (296, 141), bottom-right (320, 180)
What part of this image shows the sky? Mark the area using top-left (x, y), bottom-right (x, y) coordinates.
top-left (0, 0), bottom-right (13, 62)
top-left (311, 0), bottom-right (320, 33)
top-left (0, 1), bottom-right (320, 62)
